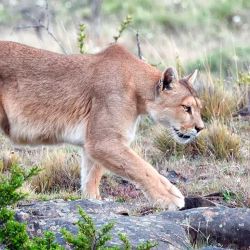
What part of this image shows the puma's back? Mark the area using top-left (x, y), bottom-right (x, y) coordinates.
top-left (0, 41), bottom-right (97, 145)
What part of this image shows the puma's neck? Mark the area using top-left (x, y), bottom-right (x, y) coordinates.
top-left (133, 62), bottom-right (161, 115)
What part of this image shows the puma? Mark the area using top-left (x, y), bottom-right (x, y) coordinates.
top-left (0, 41), bottom-right (204, 209)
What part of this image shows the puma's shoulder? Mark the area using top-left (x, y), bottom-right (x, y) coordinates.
top-left (96, 43), bottom-right (145, 67)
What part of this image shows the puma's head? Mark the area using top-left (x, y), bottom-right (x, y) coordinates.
top-left (148, 67), bottom-right (204, 144)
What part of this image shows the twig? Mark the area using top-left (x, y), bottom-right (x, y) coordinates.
top-left (45, 0), bottom-right (50, 29)
top-left (14, 0), bottom-right (67, 54)
top-left (113, 15), bottom-right (132, 43)
top-left (136, 31), bottom-right (142, 60)
top-left (129, 27), bottom-right (165, 66)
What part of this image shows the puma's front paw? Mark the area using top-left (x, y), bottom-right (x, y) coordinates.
top-left (147, 175), bottom-right (185, 210)
top-left (164, 183), bottom-right (185, 210)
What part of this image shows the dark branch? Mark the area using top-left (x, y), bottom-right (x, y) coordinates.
top-left (14, 0), bottom-right (67, 54)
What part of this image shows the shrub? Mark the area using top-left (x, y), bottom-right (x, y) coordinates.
top-left (62, 208), bottom-right (116, 249)
top-left (0, 164), bottom-right (157, 249)
top-left (0, 164), bottom-right (40, 207)
top-left (62, 207), bottom-right (157, 250)
top-left (0, 208), bottom-right (31, 250)
top-left (0, 164), bottom-right (48, 250)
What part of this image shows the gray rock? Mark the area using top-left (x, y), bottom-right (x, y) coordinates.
top-left (200, 247), bottom-right (231, 250)
top-left (16, 200), bottom-right (191, 250)
top-left (160, 207), bottom-right (250, 248)
top-left (14, 200), bottom-right (250, 250)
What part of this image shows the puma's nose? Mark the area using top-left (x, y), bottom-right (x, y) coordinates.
top-left (195, 126), bottom-right (204, 133)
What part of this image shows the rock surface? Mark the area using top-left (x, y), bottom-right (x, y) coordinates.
top-left (15, 199), bottom-right (250, 250)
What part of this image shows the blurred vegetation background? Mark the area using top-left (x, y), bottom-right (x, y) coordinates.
top-left (0, 0), bottom-right (250, 75)
top-left (0, 0), bottom-right (249, 207)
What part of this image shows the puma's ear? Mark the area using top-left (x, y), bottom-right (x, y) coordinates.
top-left (184, 69), bottom-right (198, 86)
top-left (160, 67), bottom-right (177, 90)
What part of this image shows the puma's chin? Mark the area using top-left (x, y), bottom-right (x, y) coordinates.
top-left (170, 127), bottom-right (196, 144)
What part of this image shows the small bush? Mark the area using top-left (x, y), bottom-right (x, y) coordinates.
top-left (62, 207), bottom-right (157, 250)
top-left (0, 164), bottom-right (157, 250)
top-left (0, 164), bottom-right (40, 207)
top-left (0, 164), bottom-right (48, 250)
top-left (61, 207), bottom-right (116, 249)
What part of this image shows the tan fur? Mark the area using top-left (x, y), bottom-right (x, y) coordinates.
top-left (0, 41), bottom-right (204, 209)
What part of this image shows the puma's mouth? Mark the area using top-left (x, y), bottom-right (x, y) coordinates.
top-left (171, 127), bottom-right (196, 144)
top-left (173, 128), bottom-right (191, 139)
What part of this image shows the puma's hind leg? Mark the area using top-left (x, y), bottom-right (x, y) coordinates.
top-left (0, 102), bottom-right (10, 136)
top-left (81, 151), bottom-right (105, 199)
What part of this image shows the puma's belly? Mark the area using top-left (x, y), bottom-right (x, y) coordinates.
top-left (60, 123), bottom-right (86, 146)
top-left (8, 118), bottom-right (86, 146)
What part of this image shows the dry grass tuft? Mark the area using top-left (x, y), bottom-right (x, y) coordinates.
top-left (153, 127), bottom-right (185, 157)
top-left (199, 82), bottom-right (240, 121)
top-left (207, 120), bottom-right (241, 160)
top-left (153, 120), bottom-right (241, 161)
top-left (188, 130), bottom-right (209, 156)
top-left (0, 151), bottom-right (22, 173)
top-left (30, 150), bottom-right (80, 193)
top-left (153, 126), bottom-right (208, 159)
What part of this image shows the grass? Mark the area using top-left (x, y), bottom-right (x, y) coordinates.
top-left (207, 120), bottom-right (241, 160)
top-left (199, 83), bottom-right (240, 121)
top-left (153, 120), bottom-right (241, 161)
top-left (30, 150), bottom-right (80, 193)
top-left (0, 0), bottom-right (249, 210)
top-left (153, 127), bottom-right (185, 157)
top-left (102, 0), bottom-right (250, 31)
top-left (188, 47), bottom-right (250, 77)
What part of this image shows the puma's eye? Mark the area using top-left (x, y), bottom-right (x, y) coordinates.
top-left (182, 105), bottom-right (192, 114)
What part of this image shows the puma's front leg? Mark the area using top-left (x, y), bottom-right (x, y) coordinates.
top-left (85, 139), bottom-right (185, 210)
